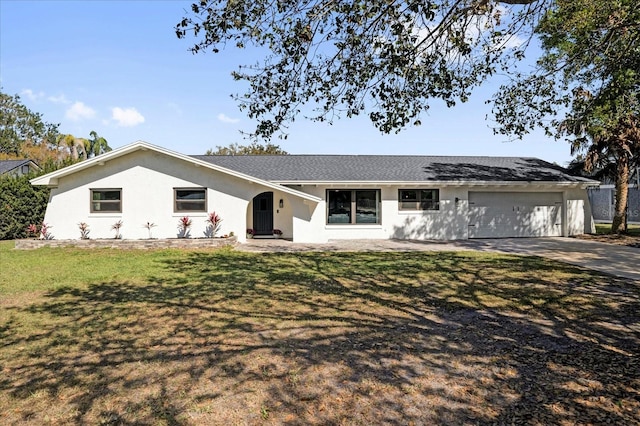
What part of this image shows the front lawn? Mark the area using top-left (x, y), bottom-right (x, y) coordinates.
top-left (1, 241), bottom-right (638, 424)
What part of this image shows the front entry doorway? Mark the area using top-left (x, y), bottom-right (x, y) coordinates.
top-left (252, 192), bottom-right (274, 236)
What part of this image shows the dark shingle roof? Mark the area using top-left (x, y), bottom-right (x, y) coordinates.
top-left (191, 155), bottom-right (593, 183)
top-left (0, 159), bottom-right (31, 174)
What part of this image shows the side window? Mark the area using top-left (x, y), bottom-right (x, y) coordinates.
top-left (91, 189), bottom-right (122, 212)
top-left (174, 188), bottom-right (206, 212)
top-left (398, 189), bottom-right (439, 211)
top-left (327, 190), bottom-right (352, 223)
top-left (419, 190), bottom-right (439, 210)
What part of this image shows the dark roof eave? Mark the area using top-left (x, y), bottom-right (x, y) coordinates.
top-left (276, 180), bottom-right (598, 186)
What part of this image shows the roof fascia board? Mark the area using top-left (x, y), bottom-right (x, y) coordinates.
top-left (30, 142), bottom-right (150, 186)
top-left (28, 160), bottom-right (42, 171)
top-left (30, 141), bottom-right (321, 203)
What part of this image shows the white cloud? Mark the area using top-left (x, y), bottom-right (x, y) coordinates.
top-left (47, 94), bottom-right (69, 104)
top-left (66, 101), bottom-right (96, 121)
top-left (21, 89), bottom-right (71, 105)
top-left (217, 113), bottom-right (240, 124)
top-left (411, 5), bottom-right (524, 61)
top-left (111, 107), bottom-right (145, 127)
top-left (21, 89), bottom-right (45, 101)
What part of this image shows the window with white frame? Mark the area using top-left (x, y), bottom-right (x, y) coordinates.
top-left (398, 189), bottom-right (440, 211)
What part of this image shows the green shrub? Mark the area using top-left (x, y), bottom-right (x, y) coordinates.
top-left (0, 174), bottom-right (50, 240)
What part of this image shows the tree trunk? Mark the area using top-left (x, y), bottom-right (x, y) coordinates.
top-left (611, 158), bottom-right (629, 234)
top-left (70, 143), bottom-right (78, 160)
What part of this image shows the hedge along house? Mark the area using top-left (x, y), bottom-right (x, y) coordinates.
top-left (31, 141), bottom-right (597, 242)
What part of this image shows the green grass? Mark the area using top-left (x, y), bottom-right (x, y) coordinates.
top-left (1, 241), bottom-right (638, 425)
top-left (0, 240), bottom-right (184, 295)
top-left (595, 223), bottom-right (640, 235)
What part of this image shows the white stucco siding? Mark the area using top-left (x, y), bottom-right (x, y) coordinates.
top-left (290, 199), bottom-right (325, 243)
top-left (566, 187), bottom-right (595, 235)
top-left (288, 185), bottom-right (469, 241)
top-left (388, 187), bottom-right (469, 240)
top-left (288, 184), bottom-right (594, 242)
top-left (42, 150), bottom-right (258, 240)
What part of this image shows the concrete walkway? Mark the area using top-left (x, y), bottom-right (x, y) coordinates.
top-left (237, 237), bottom-right (640, 282)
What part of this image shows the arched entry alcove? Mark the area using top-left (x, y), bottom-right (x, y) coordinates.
top-left (252, 191), bottom-right (273, 236)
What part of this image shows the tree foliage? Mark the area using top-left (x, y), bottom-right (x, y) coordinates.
top-left (56, 134), bottom-right (88, 161)
top-left (205, 142), bottom-right (288, 155)
top-left (0, 91), bottom-right (59, 157)
top-left (492, 0), bottom-right (639, 138)
top-left (177, 0), bottom-right (546, 139)
top-left (492, 0), bottom-right (640, 233)
top-left (87, 130), bottom-right (111, 158)
top-left (56, 131), bottom-right (112, 161)
top-left (0, 92), bottom-right (111, 171)
top-left (0, 90), bottom-right (111, 167)
top-left (0, 173), bottom-right (50, 240)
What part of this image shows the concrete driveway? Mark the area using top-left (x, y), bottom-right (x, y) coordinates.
top-left (238, 237), bottom-right (640, 282)
top-left (457, 238), bottom-right (640, 282)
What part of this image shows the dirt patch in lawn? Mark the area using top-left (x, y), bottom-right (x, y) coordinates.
top-left (1, 250), bottom-right (639, 425)
top-left (574, 233), bottom-right (640, 248)
top-left (575, 224), bottom-right (640, 248)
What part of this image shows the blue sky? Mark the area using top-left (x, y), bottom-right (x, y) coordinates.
top-left (1, 0), bottom-right (574, 165)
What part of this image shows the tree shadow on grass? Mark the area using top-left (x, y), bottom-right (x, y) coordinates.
top-left (1, 250), bottom-right (638, 424)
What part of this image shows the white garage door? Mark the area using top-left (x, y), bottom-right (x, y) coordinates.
top-left (468, 192), bottom-right (563, 238)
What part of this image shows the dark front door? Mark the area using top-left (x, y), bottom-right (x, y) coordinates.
top-left (252, 192), bottom-right (273, 235)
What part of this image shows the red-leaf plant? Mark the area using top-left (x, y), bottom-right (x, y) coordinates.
top-left (40, 222), bottom-right (53, 240)
top-left (26, 223), bottom-right (39, 238)
top-left (178, 216), bottom-right (192, 238)
top-left (206, 211), bottom-right (223, 238)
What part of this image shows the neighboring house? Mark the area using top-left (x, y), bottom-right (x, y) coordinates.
top-left (588, 184), bottom-right (640, 224)
top-left (587, 166), bottom-right (640, 223)
top-left (30, 141), bottom-right (597, 242)
top-left (0, 159), bottom-right (41, 177)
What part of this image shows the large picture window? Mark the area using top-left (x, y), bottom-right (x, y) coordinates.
top-left (91, 189), bottom-right (122, 213)
top-left (174, 188), bottom-right (206, 212)
top-left (327, 189), bottom-right (380, 224)
top-left (399, 189), bottom-right (440, 211)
